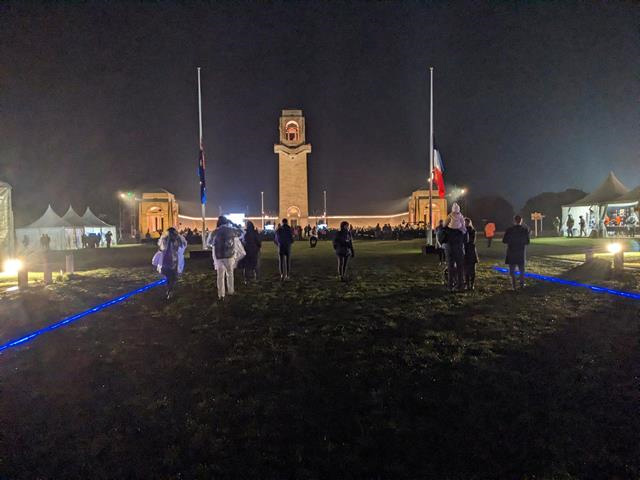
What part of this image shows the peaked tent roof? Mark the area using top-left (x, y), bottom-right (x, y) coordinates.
top-left (611, 185), bottom-right (640, 203)
top-left (23, 205), bottom-right (73, 228)
top-left (0, 181), bottom-right (12, 189)
top-left (62, 206), bottom-right (91, 227)
top-left (82, 207), bottom-right (114, 227)
top-left (565, 172), bottom-right (630, 207)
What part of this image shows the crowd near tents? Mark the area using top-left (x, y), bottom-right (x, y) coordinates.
top-left (16, 205), bottom-right (117, 251)
top-left (561, 172), bottom-right (640, 237)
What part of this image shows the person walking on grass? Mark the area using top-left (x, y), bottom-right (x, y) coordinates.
top-left (502, 215), bottom-right (530, 290)
top-left (463, 217), bottom-right (479, 290)
top-left (275, 218), bottom-right (294, 281)
top-left (158, 227), bottom-right (187, 300)
top-left (553, 216), bottom-right (561, 236)
top-left (241, 221), bottom-right (262, 284)
top-left (333, 221), bottom-right (355, 281)
top-left (439, 218), bottom-right (465, 292)
top-left (105, 231), bottom-right (112, 248)
top-left (434, 219), bottom-right (446, 264)
top-left (208, 216), bottom-right (242, 300)
top-left (579, 215), bottom-right (586, 237)
top-left (484, 221), bottom-right (496, 247)
top-left (566, 214), bottom-right (575, 237)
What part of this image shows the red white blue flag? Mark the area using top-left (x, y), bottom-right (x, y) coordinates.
top-left (433, 148), bottom-right (445, 198)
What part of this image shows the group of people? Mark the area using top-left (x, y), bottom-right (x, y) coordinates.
top-left (155, 207), bottom-right (530, 299)
top-left (435, 203), bottom-right (479, 291)
top-left (81, 231), bottom-right (112, 248)
top-left (436, 203), bottom-right (530, 292)
top-left (39, 233), bottom-right (51, 250)
top-left (558, 209), bottom-right (639, 238)
top-left (154, 216), bottom-right (356, 300)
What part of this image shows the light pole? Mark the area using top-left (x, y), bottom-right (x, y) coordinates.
top-left (261, 191), bottom-right (265, 230)
top-left (118, 193), bottom-right (124, 239)
top-left (323, 190), bottom-right (327, 225)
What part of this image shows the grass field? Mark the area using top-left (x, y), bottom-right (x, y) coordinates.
top-left (0, 239), bottom-right (638, 479)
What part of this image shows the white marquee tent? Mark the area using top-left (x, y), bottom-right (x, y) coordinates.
top-left (82, 207), bottom-right (117, 245)
top-left (16, 205), bottom-right (75, 251)
top-left (561, 172), bottom-right (630, 236)
top-left (0, 181), bottom-right (15, 258)
top-left (62, 206), bottom-right (93, 249)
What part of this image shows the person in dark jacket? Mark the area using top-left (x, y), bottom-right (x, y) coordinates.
top-left (463, 218), bottom-right (479, 290)
top-left (241, 221), bottom-right (262, 283)
top-left (275, 218), bottom-right (294, 281)
top-left (434, 219), bottom-right (445, 264)
top-left (566, 214), bottom-right (575, 237)
top-left (502, 215), bottom-right (531, 290)
top-left (438, 223), bottom-right (465, 292)
top-left (333, 221), bottom-right (355, 281)
top-left (578, 215), bottom-right (586, 237)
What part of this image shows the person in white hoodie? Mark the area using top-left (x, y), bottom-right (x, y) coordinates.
top-left (157, 227), bottom-right (187, 300)
top-left (445, 202), bottom-right (467, 234)
top-left (207, 216), bottom-right (243, 300)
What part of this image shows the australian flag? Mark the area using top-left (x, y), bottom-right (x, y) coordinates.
top-left (198, 143), bottom-right (207, 204)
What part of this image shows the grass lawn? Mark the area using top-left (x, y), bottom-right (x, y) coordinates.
top-left (0, 240), bottom-right (638, 479)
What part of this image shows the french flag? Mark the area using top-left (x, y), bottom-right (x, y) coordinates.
top-left (433, 148), bottom-right (445, 198)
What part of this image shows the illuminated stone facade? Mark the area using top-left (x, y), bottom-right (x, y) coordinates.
top-left (408, 190), bottom-right (448, 226)
top-left (274, 109), bottom-right (312, 227)
top-left (139, 191), bottom-right (179, 238)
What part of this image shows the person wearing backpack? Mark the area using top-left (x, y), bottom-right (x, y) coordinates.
top-left (274, 218), bottom-right (294, 281)
top-left (207, 216), bottom-right (242, 300)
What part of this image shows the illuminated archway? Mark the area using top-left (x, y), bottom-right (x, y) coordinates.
top-left (424, 203), bottom-right (442, 226)
top-left (285, 121), bottom-right (300, 142)
top-left (146, 206), bottom-right (164, 233)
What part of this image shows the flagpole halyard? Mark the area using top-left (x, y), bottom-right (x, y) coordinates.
top-left (428, 66), bottom-right (434, 246)
top-left (197, 67), bottom-right (206, 248)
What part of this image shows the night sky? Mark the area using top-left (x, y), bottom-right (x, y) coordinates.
top-left (1, 1), bottom-right (638, 224)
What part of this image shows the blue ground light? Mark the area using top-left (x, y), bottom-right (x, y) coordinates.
top-left (493, 266), bottom-right (640, 300)
top-left (0, 278), bottom-right (167, 354)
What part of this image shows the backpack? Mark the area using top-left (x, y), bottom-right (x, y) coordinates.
top-left (214, 228), bottom-right (235, 259)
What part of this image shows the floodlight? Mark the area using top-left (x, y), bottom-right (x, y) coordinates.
top-left (2, 258), bottom-right (23, 275)
top-left (226, 213), bottom-right (246, 226)
top-left (607, 243), bottom-right (622, 254)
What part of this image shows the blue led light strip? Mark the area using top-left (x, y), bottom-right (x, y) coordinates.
top-left (493, 266), bottom-right (640, 300)
top-left (0, 278), bottom-right (167, 353)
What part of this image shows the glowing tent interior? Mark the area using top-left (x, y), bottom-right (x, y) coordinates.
top-left (561, 172), bottom-right (638, 237)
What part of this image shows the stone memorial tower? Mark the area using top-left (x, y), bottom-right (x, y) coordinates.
top-left (274, 109), bottom-right (312, 227)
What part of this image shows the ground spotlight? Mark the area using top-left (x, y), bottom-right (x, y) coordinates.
top-left (607, 243), bottom-right (622, 254)
top-left (2, 258), bottom-right (23, 275)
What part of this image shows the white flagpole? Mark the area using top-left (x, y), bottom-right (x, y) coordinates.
top-left (197, 67), bottom-right (206, 248)
top-left (428, 67), bottom-right (434, 246)
top-left (261, 191), bottom-right (265, 230)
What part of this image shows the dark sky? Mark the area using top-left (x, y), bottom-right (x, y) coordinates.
top-left (1, 1), bottom-right (638, 224)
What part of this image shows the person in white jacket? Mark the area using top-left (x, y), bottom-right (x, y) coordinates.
top-left (207, 216), bottom-right (243, 300)
top-left (157, 227), bottom-right (187, 300)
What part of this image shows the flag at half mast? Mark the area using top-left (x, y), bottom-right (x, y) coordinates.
top-left (433, 148), bottom-right (445, 199)
top-left (198, 142), bottom-right (206, 204)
